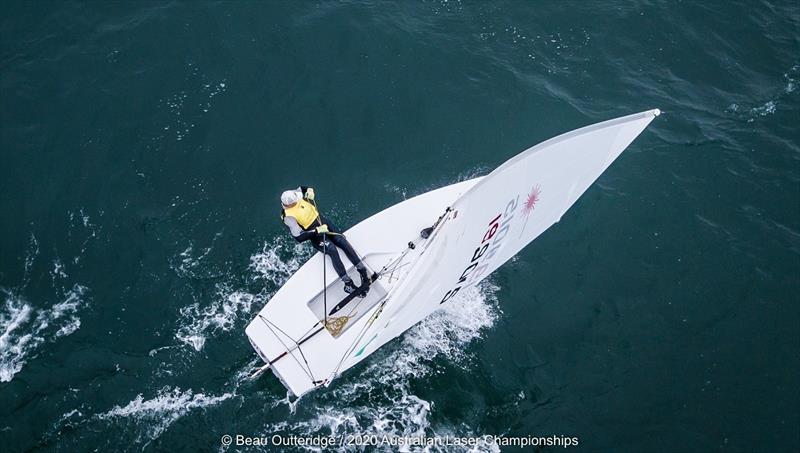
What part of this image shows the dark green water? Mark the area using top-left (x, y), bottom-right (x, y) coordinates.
top-left (2, 1), bottom-right (798, 451)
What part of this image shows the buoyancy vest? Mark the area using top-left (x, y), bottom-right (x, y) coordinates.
top-left (282, 199), bottom-right (320, 230)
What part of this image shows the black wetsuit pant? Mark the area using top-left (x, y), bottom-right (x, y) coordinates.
top-left (308, 220), bottom-right (365, 283)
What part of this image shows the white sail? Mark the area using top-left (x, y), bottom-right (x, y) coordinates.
top-left (343, 109), bottom-right (660, 365)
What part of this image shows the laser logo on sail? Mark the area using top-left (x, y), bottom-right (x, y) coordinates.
top-left (440, 195), bottom-right (519, 304)
top-left (519, 184), bottom-right (541, 238)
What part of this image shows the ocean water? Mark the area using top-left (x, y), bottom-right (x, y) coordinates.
top-left (1, 1), bottom-right (798, 451)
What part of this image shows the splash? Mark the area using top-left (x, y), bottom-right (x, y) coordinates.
top-left (748, 100), bottom-right (776, 119)
top-left (0, 285), bottom-right (89, 382)
top-left (248, 236), bottom-right (312, 285)
top-left (156, 66), bottom-right (228, 143)
top-left (97, 386), bottom-right (234, 446)
top-left (22, 233), bottom-right (39, 287)
top-left (175, 285), bottom-right (256, 351)
top-left (783, 64), bottom-right (798, 94)
top-left (174, 236), bottom-right (311, 351)
top-left (383, 183), bottom-right (409, 201)
top-left (170, 233), bottom-right (221, 279)
top-left (726, 64), bottom-right (799, 122)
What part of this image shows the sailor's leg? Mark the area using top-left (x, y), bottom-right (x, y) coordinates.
top-left (312, 237), bottom-right (350, 282)
top-left (330, 234), bottom-right (366, 271)
top-left (329, 233), bottom-right (374, 288)
top-left (318, 218), bottom-right (369, 287)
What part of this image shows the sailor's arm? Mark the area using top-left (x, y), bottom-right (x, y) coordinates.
top-left (284, 216), bottom-right (316, 242)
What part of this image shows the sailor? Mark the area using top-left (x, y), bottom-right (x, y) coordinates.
top-left (280, 186), bottom-right (372, 294)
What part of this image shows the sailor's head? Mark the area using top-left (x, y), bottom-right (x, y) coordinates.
top-left (281, 190), bottom-right (300, 208)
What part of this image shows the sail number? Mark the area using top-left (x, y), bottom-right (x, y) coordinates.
top-left (440, 195), bottom-right (519, 304)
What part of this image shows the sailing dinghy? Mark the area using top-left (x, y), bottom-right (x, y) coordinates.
top-left (246, 109), bottom-right (660, 397)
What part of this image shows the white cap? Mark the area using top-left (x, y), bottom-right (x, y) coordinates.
top-left (281, 190), bottom-right (300, 206)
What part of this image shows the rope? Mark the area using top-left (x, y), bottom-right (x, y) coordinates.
top-left (258, 314), bottom-right (319, 384)
top-left (373, 206), bottom-right (452, 280)
top-left (374, 241), bottom-right (415, 281)
top-left (307, 195), bottom-right (330, 328)
top-left (322, 232), bottom-right (327, 327)
top-left (324, 314), bottom-right (353, 337)
top-left (328, 298), bottom-right (390, 380)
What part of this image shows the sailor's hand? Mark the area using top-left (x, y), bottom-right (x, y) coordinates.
top-left (305, 188), bottom-right (315, 201)
top-left (315, 224), bottom-right (329, 234)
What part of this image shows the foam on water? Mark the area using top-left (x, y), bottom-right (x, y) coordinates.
top-left (174, 244), bottom-right (211, 279)
top-left (248, 236), bottom-right (312, 285)
top-left (157, 65), bottom-right (228, 143)
top-left (97, 386), bottom-right (234, 446)
top-left (21, 233), bottom-right (39, 287)
top-left (0, 285), bottom-right (89, 382)
top-left (67, 208), bottom-right (101, 264)
top-left (169, 232), bottom-right (223, 280)
top-left (726, 63), bottom-right (799, 122)
top-left (175, 285), bottom-right (256, 351)
top-left (45, 372), bottom-right (245, 448)
top-left (383, 183), bottom-right (409, 201)
top-left (783, 64), bottom-right (798, 94)
top-left (168, 233), bottom-right (501, 449)
top-left (263, 281), bottom-right (501, 451)
top-left (174, 236), bottom-right (311, 351)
